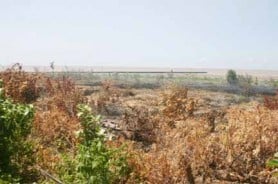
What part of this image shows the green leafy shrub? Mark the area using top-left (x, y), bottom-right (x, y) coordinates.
top-left (59, 104), bottom-right (131, 184)
top-left (267, 152), bottom-right (278, 177)
top-left (226, 69), bottom-right (238, 85)
top-left (0, 80), bottom-right (36, 183)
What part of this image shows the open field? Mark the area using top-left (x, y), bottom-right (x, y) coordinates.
top-left (0, 65), bottom-right (278, 183)
top-left (2, 65), bottom-right (278, 78)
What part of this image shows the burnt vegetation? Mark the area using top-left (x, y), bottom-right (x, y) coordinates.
top-left (0, 65), bottom-right (278, 183)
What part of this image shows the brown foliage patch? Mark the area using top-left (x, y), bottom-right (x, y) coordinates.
top-left (91, 80), bottom-right (121, 114)
top-left (264, 90), bottom-right (278, 110)
top-left (0, 63), bottom-right (40, 103)
top-left (120, 106), bottom-right (158, 144)
top-left (33, 111), bottom-right (80, 149)
top-left (32, 76), bottom-right (85, 175)
top-left (33, 76), bottom-right (85, 150)
top-left (35, 146), bottom-right (61, 174)
top-left (129, 105), bottom-right (278, 183)
top-left (162, 86), bottom-right (197, 120)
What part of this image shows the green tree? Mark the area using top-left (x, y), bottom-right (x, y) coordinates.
top-left (226, 69), bottom-right (238, 85)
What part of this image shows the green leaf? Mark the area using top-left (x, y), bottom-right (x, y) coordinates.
top-left (267, 159), bottom-right (278, 168)
top-left (92, 161), bottom-right (99, 169)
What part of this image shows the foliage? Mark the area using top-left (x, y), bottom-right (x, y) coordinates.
top-left (0, 79), bottom-right (37, 183)
top-left (268, 78), bottom-right (278, 88)
top-left (264, 90), bottom-right (278, 110)
top-left (226, 69), bottom-right (238, 85)
top-left (129, 99), bottom-right (278, 183)
top-left (237, 74), bottom-right (254, 96)
top-left (2, 67), bottom-right (278, 183)
top-left (59, 105), bottom-right (131, 184)
top-left (33, 76), bottom-right (84, 151)
top-left (92, 80), bottom-right (121, 115)
top-left (226, 71), bottom-right (255, 96)
top-left (162, 86), bottom-right (196, 120)
top-left (0, 63), bottom-right (40, 103)
top-left (267, 152), bottom-right (278, 177)
top-left (77, 104), bottom-right (103, 145)
top-left (121, 106), bottom-right (158, 144)
top-left (1, 66), bottom-right (85, 176)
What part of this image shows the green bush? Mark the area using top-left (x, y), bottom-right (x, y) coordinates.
top-left (59, 104), bottom-right (131, 184)
top-left (226, 69), bottom-right (238, 85)
top-left (0, 80), bottom-right (36, 183)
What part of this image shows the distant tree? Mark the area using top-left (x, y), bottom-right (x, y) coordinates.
top-left (50, 62), bottom-right (55, 77)
top-left (226, 69), bottom-right (238, 85)
top-left (50, 61), bottom-right (55, 71)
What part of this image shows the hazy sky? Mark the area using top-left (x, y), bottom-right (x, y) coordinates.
top-left (0, 0), bottom-right (278, 69)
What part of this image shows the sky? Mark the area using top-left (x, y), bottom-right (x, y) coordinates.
top-left (0, 0), bottom-right (278, 69)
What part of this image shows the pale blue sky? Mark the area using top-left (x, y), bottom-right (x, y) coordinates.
top-left (0, 0), bottom-right (278, 69)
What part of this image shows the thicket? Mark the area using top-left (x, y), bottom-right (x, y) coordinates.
top-left (0, 67), bottom-right (135, 183)
top-left (226, 70), bottom-right (258, 96)
top-left (0, 80), bottom-right (37, 183)
top-left (120, 87), bottom-right (278, 183)
top-left (59, 105), bottom-right (132, 183)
